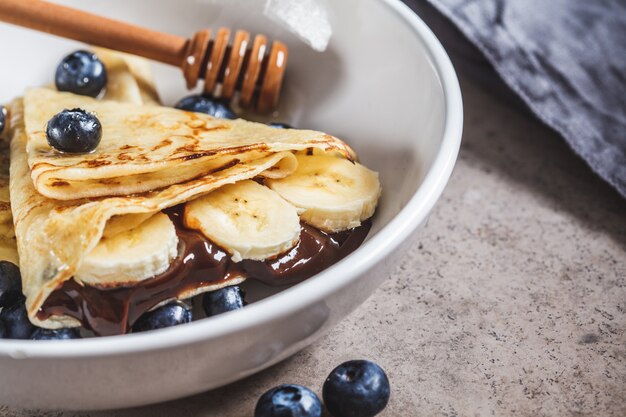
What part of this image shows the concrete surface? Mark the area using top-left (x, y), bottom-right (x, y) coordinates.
top-left (3, 67), bottom-right (625, 416)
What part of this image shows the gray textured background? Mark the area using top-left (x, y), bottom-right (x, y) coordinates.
top-left (412, 0), bottom-right (626, 198)
top-left (4, 56), bottom-right (625, 417)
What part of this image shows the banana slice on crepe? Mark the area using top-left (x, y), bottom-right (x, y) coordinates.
top-left (266, 154), bottom-right (381, 233)
top-left (184, 180), bottom-right (301, 262)
top-left (75, 212), bottom-right (178, 285)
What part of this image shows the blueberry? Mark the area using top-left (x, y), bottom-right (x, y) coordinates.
top-left (0, 261), bottom-right (22, 308)
top-left (175, 95), bottom-right (236, 119)
top-left (46, 108), bottom-right (102, 153)
top-left (202, 286), bottom-right (246, 317)
top-left (132, 301), bottom-right (192, 332)
top-left (55, 50), bottom-right (107, 97)
top-left (31, 327), bottom-right (81, 340)
top-left (0, 299), bottom-right (35, 339)
top-left (268, 122), bottom-right (292, 129)
top-left (323, 360), bottom-right (390, 417)
top-left (0, 105), bottom-right (7, 135)
top-left (255, 384), bottom-right (322, 417)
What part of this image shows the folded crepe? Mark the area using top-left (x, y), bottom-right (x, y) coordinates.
top-left (93, 47), bottom-right (161, 106)
top-left (0, 48), bottom-right (160, 270)
top-left (8, 65), bottom-right (357, 331)
top-left (0, 124), bottom-right (17, 266)
top-left (25, 88), bottom-right (354, 201)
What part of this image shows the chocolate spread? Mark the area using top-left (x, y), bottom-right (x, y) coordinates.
top-left (37, 205), bottom-right (371, 336)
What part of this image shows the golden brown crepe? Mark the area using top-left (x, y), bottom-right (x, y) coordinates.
top-left (23, 88), bottom-right (354, 201)
top-left (10, 101), bottom-right (304, 327)
top-left (5, 45), bottom-right (368, 331)
top-left (96, 47), bottom-right (161, 105)
top-left (0, 49), bottom-right (158, 268)
top-left (9, 90), bottom-right (359, 329)
top-left (0, 122), bottom-right (18, 265)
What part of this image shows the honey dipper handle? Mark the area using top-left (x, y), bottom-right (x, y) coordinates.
top-left (0, 0), bottom-right (188, 66)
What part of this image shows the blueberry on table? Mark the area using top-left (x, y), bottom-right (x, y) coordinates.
top-left (0, 105), bottom-right (7, 135)
top-left (268, 122), bottom-right (293, 129)
top-left (0, 261), bottom-right (22, 308)
top-left (323, 360), bottom-right (390, 417)
top-left (132, 301), bottom-right (192, 332)
top-left (46, 108), bottom-right (102, 153)
top-left (175, 95), bottom-right (236, 119)
top-left (0, 299), bottom-right (35, 339)
top-left (31, 327), bottom-right (81, 340)
top-left (202, 285), bottom-right (246, 317)
top-left (255, 384), bottom-right (322, 417)
top-left (55, 50), bottom-right (107, 97)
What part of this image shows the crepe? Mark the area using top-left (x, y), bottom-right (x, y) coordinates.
top-left (0, 49), bottom-right (158, 268)
top-left (96, 47), bottom-right (161, 105)
top-left (11, 100), bottom-right (303, 327)
top-left (23, 88), bottom-right (354, 201)
top-left (0, 124), bottom-right (18, 265)
top-left (10, 81), bottom-right (358, 330)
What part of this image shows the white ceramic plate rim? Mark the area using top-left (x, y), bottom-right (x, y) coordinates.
top-left (0, 0), bottom-right (462, 358)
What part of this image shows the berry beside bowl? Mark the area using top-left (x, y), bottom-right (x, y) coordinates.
top-left (255, 384), bottom-right (322, 417)
top-left (0, 0), bottom-right (462, 410)
top-left (323, 360), bottom-right (391, 417)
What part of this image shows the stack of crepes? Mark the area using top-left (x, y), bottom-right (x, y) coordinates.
top-left (0, 49), bottom-right (367, 332)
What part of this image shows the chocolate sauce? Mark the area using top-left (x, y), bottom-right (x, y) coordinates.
top-left (37, 205), bottom-right (371, 336)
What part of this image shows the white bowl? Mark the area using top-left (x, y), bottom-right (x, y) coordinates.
top-left (0, 0), bottom-right (462, 410)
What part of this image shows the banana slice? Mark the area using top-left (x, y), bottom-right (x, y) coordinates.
top-left (184, 180), bottom-right (301, 262)
top-left (76, 212), bottom-right (178, 285)
top-left (266, 154), bottom-right (381, 233)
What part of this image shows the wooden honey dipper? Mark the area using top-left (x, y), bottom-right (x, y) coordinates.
top-left (0, 0), bottom-right (288, 113)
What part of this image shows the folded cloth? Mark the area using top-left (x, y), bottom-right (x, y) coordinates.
top-left (405, 0), bottom-right (626, 198)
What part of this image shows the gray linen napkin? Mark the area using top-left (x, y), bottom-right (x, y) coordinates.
top-left (404, 0), bottom-right (626, 198)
